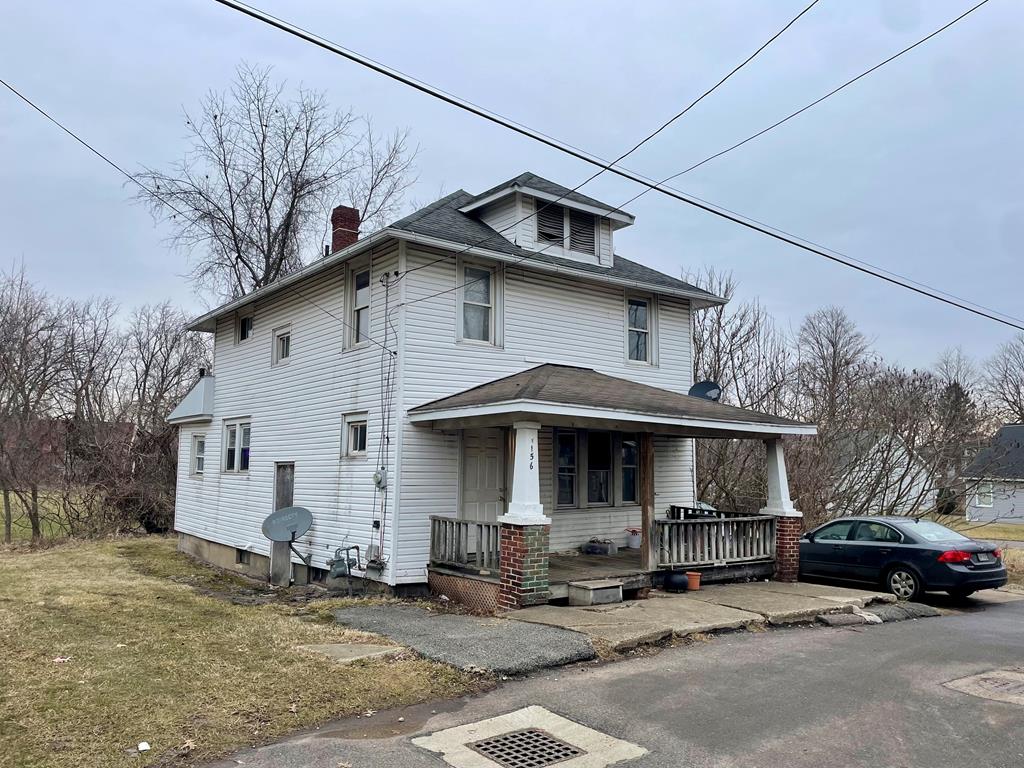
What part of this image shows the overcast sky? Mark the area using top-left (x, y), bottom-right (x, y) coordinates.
top-left (2, 0), bottom-right (1021, 369)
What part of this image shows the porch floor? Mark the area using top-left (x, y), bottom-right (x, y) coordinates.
top-left (547, 549), bottom-right (650, 599)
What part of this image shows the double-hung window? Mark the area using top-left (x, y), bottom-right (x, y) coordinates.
top-left (462, 264), bottom-right (494, 343)
top-left (627, 297), bottom-right (651, 363)
top-left (223, 420), bottom-right (251, 472)
top-left (191, 435), bottom-right (206, 475)
top-left (587, 431), bottom-right (612, 505)
top-left (350, 266), bottom-right (371, 346)
top-left (620, 434), bottom-right (639, 505)
top-left (345, 416), bottom-right (368, 457)
top-left (556, 430), bottom-right (577, 507)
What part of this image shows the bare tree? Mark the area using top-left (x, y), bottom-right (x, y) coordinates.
top-left (986, 333), bottom-right (1024, 423)
top-left (136, 63), bottom-right (416, 299)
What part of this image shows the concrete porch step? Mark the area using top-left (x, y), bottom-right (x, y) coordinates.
top-left (568, 579), bottom-right (624, 606)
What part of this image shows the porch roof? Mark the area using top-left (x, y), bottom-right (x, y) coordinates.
top-left (408, 364), bottom-right (816, 438)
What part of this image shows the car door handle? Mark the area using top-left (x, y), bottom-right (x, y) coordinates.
top-left (878, 548), bottom-right (891, 555)
top-left (832, 545), bottom-right (844, 551)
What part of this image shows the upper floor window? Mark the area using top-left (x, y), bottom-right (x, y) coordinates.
top-left (976, 481), bottom-right (994, 508)
top-left (272, 326), bottom-right (291, 366)
top-left (457, 258), bottom-right (502, 346)
top-left (224, 420), bottom-right (251, 473)
top-left (237, 314), bottom-right (253, 343)
top-left (535, 203), bottom-right (596, 256)
top-left (627, 297), bottom-right (651, 363)
top-left (191, 434), bottom-right (206, 476)
top-left (462, 265), bottom-right (494, 343)
top-left (349, 265), bottom-right (371, 346)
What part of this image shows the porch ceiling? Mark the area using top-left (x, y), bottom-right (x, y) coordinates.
top-left (408, 364), bottom-right (816, 439)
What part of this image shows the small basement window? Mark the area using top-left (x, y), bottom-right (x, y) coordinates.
top-left (236, 548), bottom-right (251, 565)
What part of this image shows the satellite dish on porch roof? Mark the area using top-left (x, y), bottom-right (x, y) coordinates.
top-left (688, 380), bottom-right (723, 402)
top-left (261, 506), bottom-right (313, 542)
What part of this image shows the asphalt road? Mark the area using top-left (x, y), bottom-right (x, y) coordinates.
top-left (212, 594), bottom-right (1024, 768)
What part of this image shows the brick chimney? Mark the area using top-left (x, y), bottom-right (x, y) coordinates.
top-left (331, 205), bottom-right (361, 253)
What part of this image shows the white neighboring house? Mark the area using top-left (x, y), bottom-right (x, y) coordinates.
top-left (168, 172), bottom-right (815, 609)
top-left (964, 424), bottom-right (1024, 524)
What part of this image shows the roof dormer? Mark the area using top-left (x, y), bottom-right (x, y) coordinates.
top-left (459, 172), bottom-right (634, 267)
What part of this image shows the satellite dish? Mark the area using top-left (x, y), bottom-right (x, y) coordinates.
top-left (688, 380), bottom-right (723, 402)
top-left (262, 506), bottom-right (313, 542)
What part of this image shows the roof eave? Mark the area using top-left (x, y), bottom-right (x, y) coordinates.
top-left (458, 184), bottom-right (635, 228)
top-left (185, 229), bottom-right (398, 332)
top-left (408, 398), bottom-right (817, 438)
top-left (391, 229), bottom-right (726, 307)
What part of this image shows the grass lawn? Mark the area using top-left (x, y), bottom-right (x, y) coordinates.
top-left (1004, 549), bottom-right (1024, 586)
top-left (930, 516), bottom-right (1024, 543)
top-left (0, 537), bottom-right (483, 768)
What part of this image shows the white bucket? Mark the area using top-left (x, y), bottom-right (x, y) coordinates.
top-left (627, 532), bottom-right (642, 550)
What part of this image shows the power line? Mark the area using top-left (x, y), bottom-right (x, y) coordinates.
top-left (0, 76), bottom-right (399, 356)
top-left (213, 0), bottom-right (1020, 331)
top-left (396, 0), bottom-right (820, 280)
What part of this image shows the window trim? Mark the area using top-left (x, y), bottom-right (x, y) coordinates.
top-left (347, 262), bottom-right (372, 349)
top-left (343, 413), bottom-right (369, 458)
top-left (456, 256), bottom-right (503, 347)
top-left (222, 418), bottom-right (251, 474)
top-left (190, 434), bottom-right (206, 476)
top-left (272, 324), bottom-right (292, 367)
top-left (976, 481), bottom-right (994, 508)
top-left (624, 293), bottom-right (657, 366)
top-left (236, 313), bottom-right (254, 344)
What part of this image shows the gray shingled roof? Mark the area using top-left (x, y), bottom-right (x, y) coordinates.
top-left (409, 364), bottom-right (812, 432)
top-left (465, 171), bottom-right (629, 217)
top-left (964, 425), bottom-right (1024, 480)
top-left (390, 188), bottom-right (722, 301)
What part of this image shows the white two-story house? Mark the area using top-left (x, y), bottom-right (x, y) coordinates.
top-left (168, 173), bottom-right (814, 611)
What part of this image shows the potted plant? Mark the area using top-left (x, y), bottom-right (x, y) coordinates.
top-left (625, 527), bottom-right (642, 550)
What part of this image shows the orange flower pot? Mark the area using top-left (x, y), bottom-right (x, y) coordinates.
top-left (685, 571), bottom-right (702, 591)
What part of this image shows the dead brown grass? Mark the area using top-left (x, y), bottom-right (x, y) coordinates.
top-left (0, 537), bottom-right (483, 768)
top-left (1003, 548), bottom-right (1024, 586)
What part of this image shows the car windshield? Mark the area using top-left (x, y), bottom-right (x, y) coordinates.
top-left (903, 521), bottom-right (970, 543)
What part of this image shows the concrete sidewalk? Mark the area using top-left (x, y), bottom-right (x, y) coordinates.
top-left (509, 581), bottom-right (893, 650)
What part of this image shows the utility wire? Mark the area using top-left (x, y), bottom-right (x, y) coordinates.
top-left (213, 0), bottom-right (1020, 331)
top-left (394, 0), bottom-right (820, 281)
top-left (0, 76), bottom-right (399, 355)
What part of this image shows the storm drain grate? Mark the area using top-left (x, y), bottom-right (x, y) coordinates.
top-left (468, 728), bottom-right (584, 768)
top-left (975, 674), bottom-right (1024, 697)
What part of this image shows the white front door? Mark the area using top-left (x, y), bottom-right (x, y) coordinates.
top-left (461, 428), bottom-right (506, 522)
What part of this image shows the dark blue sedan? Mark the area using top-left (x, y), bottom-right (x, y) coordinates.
top-left (799, 516), bottom-right (1007, 600)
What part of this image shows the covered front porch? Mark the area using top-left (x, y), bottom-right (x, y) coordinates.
top-left (411, 364), bottom-right (815, 611)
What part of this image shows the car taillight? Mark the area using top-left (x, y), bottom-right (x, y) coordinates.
top-left (994, 548), bottom-right (1002, 559)
top-left (938, 550), bottom-right (973, 564)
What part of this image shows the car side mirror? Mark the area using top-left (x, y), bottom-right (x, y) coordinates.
top-left (802, 532), bottom-right (813, 543)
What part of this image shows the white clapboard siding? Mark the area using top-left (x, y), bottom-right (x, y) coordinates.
top-left (172, 245), bottom-right (404, 579)
top-left (393, 245), bottom-right (695, 582)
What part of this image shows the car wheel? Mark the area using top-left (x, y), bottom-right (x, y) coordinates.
top-left (886, 567), bottom-right (921, 601)
top-left (947, 588), bottom-right (975, 599)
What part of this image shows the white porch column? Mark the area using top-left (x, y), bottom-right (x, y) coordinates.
top-left (759, 438), bottom-right (800, 518)
top-left (499, 421), bottom-right (550, 525)
top-left (759, 438), bottom-right (802, 582)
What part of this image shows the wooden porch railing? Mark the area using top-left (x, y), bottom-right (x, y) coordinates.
top-left (429, 516), bottom-right (501, 572)
top-left (654, 515), bottom-right (776, 569)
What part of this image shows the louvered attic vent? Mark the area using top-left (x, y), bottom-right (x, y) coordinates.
top-left (534, 203), bottom-right (596, 255)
